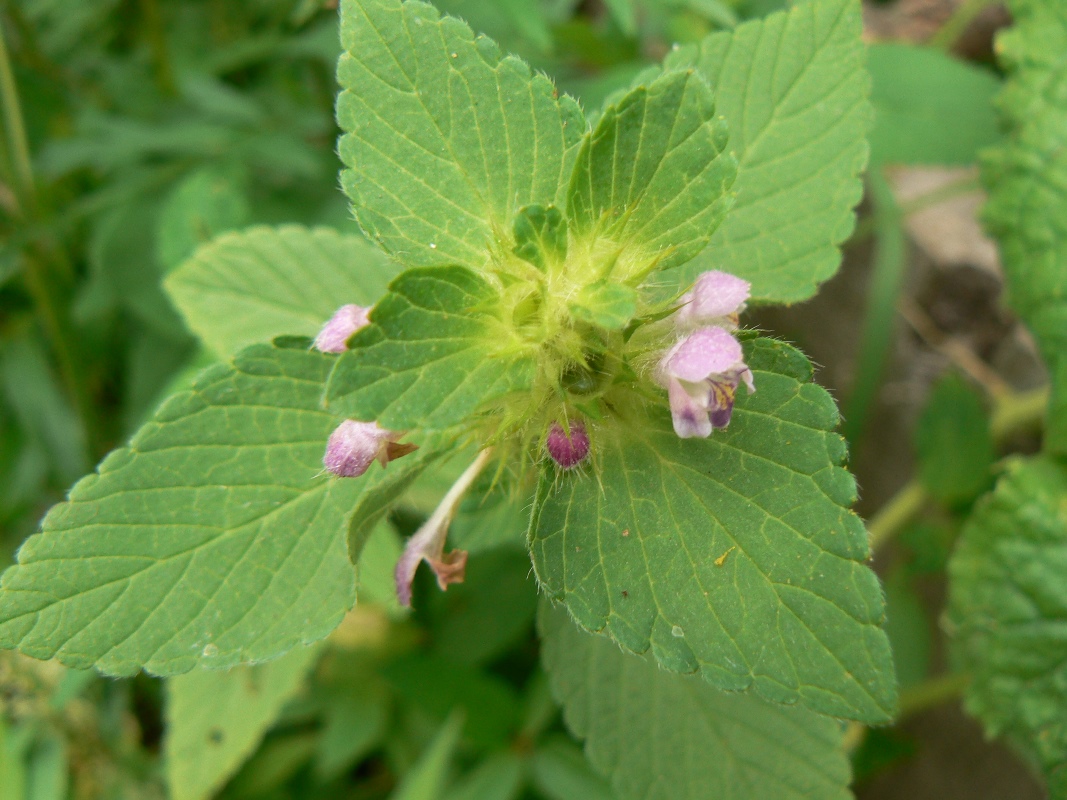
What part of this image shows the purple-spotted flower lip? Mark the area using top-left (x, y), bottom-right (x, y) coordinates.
top-left (323, 420), bottom-right (417, 478)
top-left (546, 420), bottom-right (590, 469)
top-left (658, 326), bottom-right (754, 439)
top-left (675, 270), bottom-right (750, 330)
top-left (314, 304), bottom-right (371, 353)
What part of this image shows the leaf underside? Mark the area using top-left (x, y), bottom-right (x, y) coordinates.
top-left (530, 338), bottom-right (896, 723)
top-left (165, 225), bottom-right (399, 358)
top-left (539, 602), bottom-right (853, 800)
top-left (165, 644), bottom-right (322, 800)
top-left (0, 343), bottom-right (384, 676)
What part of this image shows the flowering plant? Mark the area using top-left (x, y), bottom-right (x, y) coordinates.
top-left (3, 0), bottom-right (1067, 797)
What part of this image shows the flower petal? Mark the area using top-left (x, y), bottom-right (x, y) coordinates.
top-left (668, 379), bottom-right (713, 438)
top-left (314, 304), bottom-right (371, 353)
top-left (665, 327), bottom-right (743, 383)
top-left (677, 270), bottom-right (750, 327)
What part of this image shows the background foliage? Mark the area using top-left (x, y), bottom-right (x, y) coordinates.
top-left (2, 0), bottom-right (1065, 799)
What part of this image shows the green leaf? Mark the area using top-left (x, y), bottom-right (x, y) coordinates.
top-left (867, 44), bottom-right (1000, 167)
top-left (165, 225), bottom-right (399, 358)
top-left (391, 712), bottom-right (464, 800)
top-left (336, 0), bottom-right (585, 269)
top-left (665, 0), bottom-right (870, 303)
top-left (0, 342), bottom-right (398, 675)
top-left (530, 338), bottom-right (896, 723)
top-left (883, 568), bottom-right (931, 690)
top-left (157, 168), bottom-right (251, 273)
top-left (513, 204), bottom-right (568, 271)
top-left (385, 654), bottom-right (520, 750)
top-left (442, 752), bottom-right (524, 800)
top-left (568, 281), bottom-right (638, 330)
top-left (567, 69), bottom-right (735, 274)
top-left (531, 738), bottom-right (617, 800)
top-left (313, 655), bottom-right (390, 780)
top-left (326, 266), bottom-right (535, 431)
top-left (982, 1), bottom-right (1067, 452)
top-left (914, 373), bottom-right (995, 505)
top-left (539, 603), bottom-right (853, 800)
top-left (165, 644), bottom-right (322, 800)
top-left (948, 455), bottom-right (1067, 791)
top-left (427, 548), bottom-right (539, 666)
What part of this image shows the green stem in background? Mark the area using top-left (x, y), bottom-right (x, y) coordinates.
top-left (0, 19), bottom-right (35, 214)
top-left (929, 0), bottom-right (998, 51)
top-left (843, 170), bottom-right (907, 448)
top-left (898, 672), bottom-right (970, 719)
top-left (868, 481), bottom-right (928, 553)
top-left (0, 21), bottom-right (99, 456)
top-left (991, 385), bottom-right (1049, 441)
top-left (869, 385), bottom-right (1050, 553)
top-left (138, 0), bottom-right (176, 95)
top-left (844, 672), bottom-right (972, 754)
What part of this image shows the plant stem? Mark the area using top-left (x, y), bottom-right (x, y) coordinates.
top-left (929, 0), bottom-right (998, 51)
top-left (898, 672), bottom-right (970, 719)
top-left (991, 386), bottom-right (1049, 442)
top-left (868, 385), bottom-right (1050, 553)
top-left (868, 481), bottom-right (928, 553)
top-left (851, 171), bottom-right (981, 243)
top-left (0, 20), bottom-right (99, 455)
top-left (0, 18), bottom-right (35, 213)
top-left (843, 171), bottom-right (907, 447)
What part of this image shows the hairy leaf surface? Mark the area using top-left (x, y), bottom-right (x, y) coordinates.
top-left (326, 266), bottom-right (535, 431)
top-left (982, 0), bottom-right (1067, 452)
top-left (0, 343), bottom-right (396, 674)
top-left (567, 69), bottom-right (735, 274)
top-left (530, 338), bottom-right (895, 722)
top-left (948, 456), bottom-right (1067, 793)
top-left (166, 225), bottom-right (398, 357)
top-left (665, 0), bottom-right (870, 303)
top-left (337, 0), bottom-right (585, 269)
top-left (539, 603), bottom-right (853, 800)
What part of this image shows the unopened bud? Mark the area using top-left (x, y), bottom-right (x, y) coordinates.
top-left (324, 420), bottom-right (417, 478)
top-left (314, 304), bottom-right (371, 353)
top-left (546, 421), bottom-right (590, 469)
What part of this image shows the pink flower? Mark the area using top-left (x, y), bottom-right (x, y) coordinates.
top-left (546, 421), bottom-right (590, 469)
top-left (657, 327), bottom-right (755, 439)
top-left (314, 304), bottom-right (371, 353)
top-left (675, 270), bottom-right (750, 330)
top-left (323, 420), bottom-right (417, 478)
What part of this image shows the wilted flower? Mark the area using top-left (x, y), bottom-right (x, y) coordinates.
top-left (675, 270), bottom-right (750, 331)
top-left (314, 304), bottom-right (371, 353)
top-left (658, 326), bottom-right (754, 439)
top-left (323, 420), bottom-right (417, 478)
top-left (546, 420), bottom-right (590, 469)
top-left (395, 449), bottom-right (494, 607)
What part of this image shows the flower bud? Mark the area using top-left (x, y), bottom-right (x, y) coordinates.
top-left (546, 421), bottom-right (591, 469)
top-left (314, 304), bottom-right (371, 353)
top-left (323, 420), bottom-right (417, 478)
top-left (676, 270), bottom-right (750, 330)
